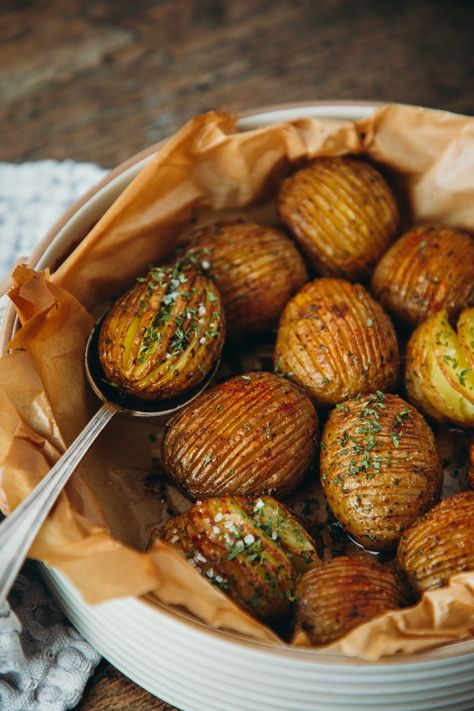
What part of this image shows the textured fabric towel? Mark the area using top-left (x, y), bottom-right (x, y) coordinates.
top-left (0, 160), bottom-right (107, 711)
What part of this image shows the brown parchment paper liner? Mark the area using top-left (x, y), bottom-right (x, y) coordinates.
top-left (1, 104), bottom-right (474, 659)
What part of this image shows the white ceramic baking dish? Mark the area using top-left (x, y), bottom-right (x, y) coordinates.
top-left (2, 102), bottom-right (474, 711)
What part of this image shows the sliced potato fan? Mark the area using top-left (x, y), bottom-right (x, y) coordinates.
top-left (159, 496), bottom-right (319, 622)
top-left (320, 393), bottom-right (443, 551)
top-left (294, 556), bottom-right (404, 645)
top-left (397, 491), bottom-right (474, 595)
top-left (274, 278), bottom-right (399, 407)
top-left (185, 220), bottom-right (308, 339)
top-left (405, 308), bottom-right (474, 427)
top-left (277, 157), bottom-right (399, 281)
top-left (372, 225), bottom-right (474, 327)
top-left (99, 257), bottom-right (225, 400)
top-left (162, 371), bottom-right (319, 499)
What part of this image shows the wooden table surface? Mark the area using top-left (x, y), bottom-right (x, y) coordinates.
top-left (2, 1), bottom-right (474, 709)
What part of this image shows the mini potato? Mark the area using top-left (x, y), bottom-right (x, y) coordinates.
top-left (372, 225), bottom-right (474, 326)
top-left (99, 258), bottom-right (225, 400)
top-left (186, 220), bottom-right (308, 339)
top-left (160, 496), bottom-right (319, 622)
top-left (295, 556), bottom-right (404, 645)
top-left (162, 371), bottom-right (319, 499)
top-left (397, 491), bottom-right (474, 595)
top-left (274, 278), bottom-right (399, 406)
top-left (405, 308), bottom-right (474, 427)
top-left (320, 392), bottom-right (443, 551)
top-left (277, 157), bottom-right (399, 280)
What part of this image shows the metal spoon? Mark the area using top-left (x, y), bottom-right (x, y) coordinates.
top-left (0, 315), bottom-right (219, 605)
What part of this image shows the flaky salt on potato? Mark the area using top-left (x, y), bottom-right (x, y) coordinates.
top-left (159, 496), bottom-right (319, 622)
top-left (397, 491), bottom-right (474, 595)
top-left (185, 220), bottom-right (308, 339)
top-left (294, 556), bottom-right (404, 645)
top-left (274, 278), bottom-right (399, 407)
top-left (99, 257), bottom-right (225, 399)
top-left (405, 308), bottom-right (474, 428)
top-left (277, 157), bottom-right (399, 280)
top-left (372, 225), bottom-right (474, 327)
top-left (162, 371), bottom-right (319, 499)
top-left (320, 393), bottom-right (443, 551)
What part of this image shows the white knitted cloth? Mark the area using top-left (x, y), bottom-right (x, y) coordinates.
top-left (0, 160), bottom-right (107, 710)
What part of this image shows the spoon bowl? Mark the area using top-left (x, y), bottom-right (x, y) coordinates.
top-left (0, 310), bottom-right (220, 605)
top-left (85, 312), bottom-right (220, 416)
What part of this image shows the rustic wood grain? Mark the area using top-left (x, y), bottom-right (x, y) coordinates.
top-left (77, 659), bottom-right (178, 711)
top-left (1, 0), bottom-right (474, 167)
top-left (2, 1), bottom-right (474, 709)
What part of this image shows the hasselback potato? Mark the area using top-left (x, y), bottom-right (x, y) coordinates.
top-left (397, 491), bottom-right (474, 595)
top-left (295, 556), bottom-right (404, 644)
top-left (277, 157), bottom-right (399, 280)
top-left (274, 278), bottom-right (399, 406)
top-left (320, 392), bottom-right (443, 551)
top-left (163, 371), bottom-right (319, 498)
top-left (186, 220), bottom-right (308, 339)
top-left (405, 308), bottom-right (474, 427)
top-left (371, 225), bottom-right (474, 326)
top-left (99, 258), bottom-right (225, 399)
top-left (160, 496), bottom-right (319, 622)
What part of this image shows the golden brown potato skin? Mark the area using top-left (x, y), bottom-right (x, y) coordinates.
top-left (99, 260), bottom-right (225, 399)
top-left (277, 157), bottom-right (399, 281)
top-left (186, 220), bottom-right (308, 339)
top-left (405, 309), bottom-right (474, 428)
top-left (371, 225), bottom-right (474, 326)
top-left (160, 496), bottom-right (319, 622)
top-left (162, 371), bottom-right (319, 499)
top-left (274, 278), bottom-right (399, 406)
top-left (321, 393), bottom-right (443, 551)
top-left (295, 556), bottom-right (404, 644)
top-left (397, 491), bottom-right (474, 595)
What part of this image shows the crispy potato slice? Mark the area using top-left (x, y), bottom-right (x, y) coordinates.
top-left (405, 309), bottom-right (474, 427)
top-left (435, 313), bottom-right (474, 405)
top-left (457, 307), bottom-right (474, 371)
top-left (242, 496), bottom-right (318, 574)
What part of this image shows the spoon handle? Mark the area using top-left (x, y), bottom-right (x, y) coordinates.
top-left (0, 401), bottom-right (118, 605)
